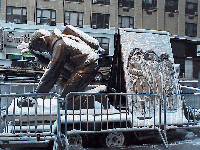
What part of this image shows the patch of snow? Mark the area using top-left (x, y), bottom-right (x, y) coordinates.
top-left (66, 25), bottom-right (99, 47)
top-left (62, 35), bottom-right (99, 63)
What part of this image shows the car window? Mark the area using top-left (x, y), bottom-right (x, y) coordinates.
top-left (98, 56), bottom-right (112, 67)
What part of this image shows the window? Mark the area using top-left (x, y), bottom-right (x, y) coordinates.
top-left (142, 0), bottom-right (157, 10)
top-left (92, 0), bottom-right (110, 5)
top-left (6, 6), bottom-right (27, 24)
top-left (65, 0), bottom-right (83, 2)
top-left (165, 0), bottom-right (178, 13)
top-left (118, 16), bottom-right (134, 28)
top-left (185, 2), bottom-right (198, 15)
top-left (185, 23), bottom-right (197, 37)
top-left (92, 13), bottom-right (109, 29)
top-left (95, 37), bottom-right (109, 55)
top-left (64, 11), bottom-right (83, 27)
top-left (0, 28), bottom-right (3, 52)
top-left (36, 9), bottom-right (56, 26)
top-left (118, 0), bottom-right (134, 8)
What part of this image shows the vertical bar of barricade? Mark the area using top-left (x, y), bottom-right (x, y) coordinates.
top-left (136, 95), bottom-right (138, 127)
top-left (159, 95), bottom-right (161, 129)
top-left (94, 95), bottom-right (95, 131)
top-left (181, 95), bottom-right (184, 126)
top-left (43, 96), bottom-right (45, 132)
top-left (101, 95), bottom-right (102, 130)
top-left (28, 94), bottom-right (30, 133)
top-left (87, 95), bottom-right (88, 131)
top-left (50, 95), bottom-right (52, 133)
top-left (20, 96), bottom-right (22, 133)
top-left (111, 94), bottom-right (114, 129)
top-left (0, 95), bottom-right (1, 133)
top-left (154, 95), bottom-right (155, 129)
top-left (194, 95), bottom-right (196, 125)
top-left (176, 94), bottom-right (178, 124)
top-left (126, 95), bottom-right (128, 129)
top-left (107, 94), bottom-right (108, 130)
top-left (73, 95), bottom-right (74, 130)
top-left (0, 95), bottom-right (3, 130)
top-left (65, 95), bottom-right (68, 149)
top-left (114, 93), bottom-right (116, 128)
top-left (120, 95), bottom-right (122, 128)
top-left (144, 95), bottom-right (146, 127)
top-left (148, 95), bottom-right (150, 127)
top-left (132, 94), bottom-right (134, 128)
top-left (35, 96), bottom-right (37, 133)
top-left (13, 96), bottom-right (16, 133)
top-left (57, 95), bottom-right (61, 147)
top-left (164, 92), bottom-right (167, 134)
top-left (80, 95), bottom-right (82, 130)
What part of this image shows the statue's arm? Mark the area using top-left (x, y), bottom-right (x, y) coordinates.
top-left (35, 41), bottom-right (69, 93)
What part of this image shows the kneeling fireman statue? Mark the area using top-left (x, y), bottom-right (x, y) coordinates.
top-left (18, 25), bottom-right (104, 109)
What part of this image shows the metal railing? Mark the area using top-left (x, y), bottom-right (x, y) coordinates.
top-left (57, 92), bottom-right (169, 149)
top-left (0, 91), bottom-right (200, 149)
top-left (55, 92), bottom-right (200, 149)
top-left (0, 92), bottom-right (59, 147)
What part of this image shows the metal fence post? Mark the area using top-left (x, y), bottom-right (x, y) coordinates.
top-left (164, 91), bottom-right (166, 134)
top-left (65, 94), bottom-right (69, 150)
top-left (57, 96), bottom-right (62, 149)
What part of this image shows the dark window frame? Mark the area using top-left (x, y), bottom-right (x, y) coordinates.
top-left (91, 13), bottom-right (109, 29)
top-left (6, 6), bottom-right (27, 24)
top-left (36, 8), bottom-right (56, 26)
top-left (142, 0), bottom-right (157, 10)
top-left (118, 16), bottom-right (134, 28)
top-left (185, 2), bottom-right (198, 15)
top-left (185, 22), bottom-right (197, 37)
top-left (64, 11), bottom-right (83, 27)
top-left (92, 0), bottom-right (110, 5)
top-left (165, 0), bottom-right (178, 13)
top-left (118, 0), bottom-right (134, 8)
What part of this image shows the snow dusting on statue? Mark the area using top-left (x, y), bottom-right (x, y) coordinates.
top-left (17, 25), bottom-right (104, 108)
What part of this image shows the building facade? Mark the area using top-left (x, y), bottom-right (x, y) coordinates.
top-left (0, 0), bottom-right (200, 38)
top-left (1, 0), bottom-right (200, 79)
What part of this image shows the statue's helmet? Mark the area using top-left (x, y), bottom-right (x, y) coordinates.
top-left (29, 29), bottom-right (51, 53)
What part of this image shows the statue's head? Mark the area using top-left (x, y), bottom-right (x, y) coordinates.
top-left (29, 29), bottom-right (51, 53)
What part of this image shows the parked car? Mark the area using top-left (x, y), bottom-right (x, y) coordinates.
top-left (94, 56), bottom-right (113, 82)
top-left (0, 60), bottom-right (44, 81)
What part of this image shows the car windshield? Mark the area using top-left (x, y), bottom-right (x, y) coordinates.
top-left (98, 56), bottom-right (113, 67)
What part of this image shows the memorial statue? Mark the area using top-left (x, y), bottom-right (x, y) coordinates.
top-left (18, 25), bottom-right (104, 109)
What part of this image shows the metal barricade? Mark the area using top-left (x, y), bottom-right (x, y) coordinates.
top-left (165, 94), bottom-right (200, 130)
top-left (56, 92), bottom-right (200, 149)
top-left (58, 92), bottom-right (169, 149)
top-left (0, 92), bottom-right (59, 148)
top-left (1, 91), bottom-right (200, 149)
